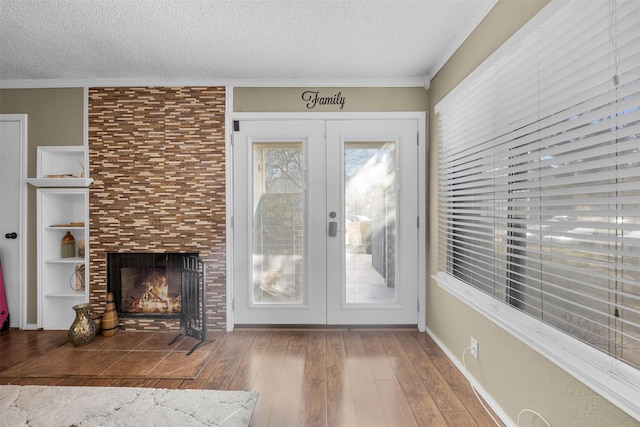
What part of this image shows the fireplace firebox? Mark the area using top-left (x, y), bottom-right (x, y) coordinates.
top-left (107, 253), bottom-right (198, 318)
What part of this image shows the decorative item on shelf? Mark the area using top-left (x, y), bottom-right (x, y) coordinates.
top-left (68, 303), bottom-right (96, 346)
top-left (77, 240), bottom-right (85, 258)
top-left (46, 174), bottom-right (76, 178)
top-left (61, 231), bottom-right (75, 258)
top-left (101, 292), bottom-right (119, 337)
top-left (77, 160), bottom-right (86, 178)
top-left (69, 264), bottom-right (85, 291)
top-left (51, 222), bottom-right (85, 227)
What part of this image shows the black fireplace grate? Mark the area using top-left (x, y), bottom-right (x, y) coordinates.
top-left (169, 255), bottom-right (209, 355)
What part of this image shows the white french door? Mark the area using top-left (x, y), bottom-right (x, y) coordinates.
top-left (232, 119), bottom-right (419, 325)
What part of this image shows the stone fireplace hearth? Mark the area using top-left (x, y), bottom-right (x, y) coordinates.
top-left (88, 86), bottom-right (226, 332)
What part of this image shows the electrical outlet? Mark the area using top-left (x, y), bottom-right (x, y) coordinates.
top-left (470, 337), bottom-right (479, 359)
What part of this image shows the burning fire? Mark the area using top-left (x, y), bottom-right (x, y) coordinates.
top-left (129, 272), bottom-right (181, 313)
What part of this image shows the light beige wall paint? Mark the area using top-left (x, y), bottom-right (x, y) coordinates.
top-left (427, 1), bottom-right (636, 426)
top-left (0, 88), bottom-right (84, 324)
top-left (233, 87), bottom-right (428, 112)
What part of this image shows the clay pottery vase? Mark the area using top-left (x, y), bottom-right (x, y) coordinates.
top-left (101, 292), bottom-right (119, 337)
top-left (61, 231), bottom-right (75, 258)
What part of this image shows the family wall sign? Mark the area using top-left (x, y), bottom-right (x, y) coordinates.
top-left (301, 90), bottom-right (346, 110)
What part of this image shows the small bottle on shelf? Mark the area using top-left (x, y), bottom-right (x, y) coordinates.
top-left (61, 231), bottom-right (76, 258)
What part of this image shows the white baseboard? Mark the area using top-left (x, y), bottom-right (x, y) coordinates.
top-left (424, 327), bottom-right (514, 427)
top-left (22, 323), bottom-right (39, 330)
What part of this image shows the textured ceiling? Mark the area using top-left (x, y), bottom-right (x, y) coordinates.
top-left (0, 0), bottom-right (497, 86)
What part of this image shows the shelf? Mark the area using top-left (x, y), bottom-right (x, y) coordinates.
top-left (45, 290), bottom-right (86, 298)
top-left (27, 178), bottom-right (93, 188)
top-left (35, 151), bottom-right (90, 330)
top-left (45, 257), bottom-right (85, 264)
top-left (46, 226), bottom-right (85, 231)
top-left (36, 146), bottom-right (87, 180)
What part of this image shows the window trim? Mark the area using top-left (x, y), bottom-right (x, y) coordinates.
top-left (433, 271), bottom-right (640, 421)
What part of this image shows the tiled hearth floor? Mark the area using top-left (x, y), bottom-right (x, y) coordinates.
top-left (0, 328), bottom-right (503, 426)
top-left (1, 331), bottom-right (213, 379)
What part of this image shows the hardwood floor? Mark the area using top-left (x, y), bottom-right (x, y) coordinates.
top-left (0, 328), bottom-right (502, 426)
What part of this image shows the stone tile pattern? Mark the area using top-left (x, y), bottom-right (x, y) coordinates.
top-left (88, 87), bottom-right (226, 331)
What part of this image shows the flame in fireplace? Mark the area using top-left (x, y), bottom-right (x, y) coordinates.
top-left (129, 272), bottom-right (181, 313)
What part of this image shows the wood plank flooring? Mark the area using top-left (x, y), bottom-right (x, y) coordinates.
top-left (0, 328), bottom-right (502, 426)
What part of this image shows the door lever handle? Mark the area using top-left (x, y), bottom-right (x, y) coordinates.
top-left (5, 232), bottom-right (17, 239)
top-left (328, 222), bottom-right (338, 237)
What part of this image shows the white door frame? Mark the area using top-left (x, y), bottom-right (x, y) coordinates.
top-left (226, 112), bottom-right (427, 332)
top-left (0, 114), bottom-right (28, 330)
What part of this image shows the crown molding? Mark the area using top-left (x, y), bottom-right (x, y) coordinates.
top-left (426, 0), bottom-right (499, 83)
top-left (0, 77), bottom-right (428, 89)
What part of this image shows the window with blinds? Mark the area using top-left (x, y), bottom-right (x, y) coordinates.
top-left (437, 0), bottom-right (640, 370)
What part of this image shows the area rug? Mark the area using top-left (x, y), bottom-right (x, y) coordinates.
top-left (0, 385), bottom-right (257, 427)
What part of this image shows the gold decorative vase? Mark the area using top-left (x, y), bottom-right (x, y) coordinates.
top-left (68, 303), bottom-right (96, 346)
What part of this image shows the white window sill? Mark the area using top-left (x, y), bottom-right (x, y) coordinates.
top-left (433, 271), bottom-right (640, 422)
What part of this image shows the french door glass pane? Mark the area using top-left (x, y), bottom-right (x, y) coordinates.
top-left (344, 141), bottom-right (397, 304)
top-left (252, 142), bottom-right (305, 304)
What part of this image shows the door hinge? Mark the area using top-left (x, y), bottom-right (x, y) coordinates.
top-left (417, 133), bottom-right (419, 146)
top-left (417, 299), bottom-right (420, 312)
top-left (230, 216), bottom-right (234, 229)
top-left (417, 216), bottom-right (420, 228)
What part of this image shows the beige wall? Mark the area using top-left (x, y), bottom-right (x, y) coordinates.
top-left (427, 1), bottom-right (636, 425)
top-left (0, 88), bottom-right (85, 324)
top-left (234, 86), bottom-right (428, 112)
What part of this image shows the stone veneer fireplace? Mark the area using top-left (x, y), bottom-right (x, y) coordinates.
top-left (88, 87), bottom-right (226, 331)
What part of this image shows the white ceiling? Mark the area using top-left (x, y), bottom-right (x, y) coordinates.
top-left (0, 0), bottom-right (497, 87)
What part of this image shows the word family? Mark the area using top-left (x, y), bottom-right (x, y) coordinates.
top-left (301, 90), bottom-right (346, 110)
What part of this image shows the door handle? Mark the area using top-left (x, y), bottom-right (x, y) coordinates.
top-left (5, 232), bottom-right (17, 239)
top-left (328, 222), bottom-right (338, 237)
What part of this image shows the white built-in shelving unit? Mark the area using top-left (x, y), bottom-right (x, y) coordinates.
top-left (27, 146), bottom-right (93, 330)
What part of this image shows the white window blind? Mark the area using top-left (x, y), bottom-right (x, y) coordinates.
top-left (437, 0), bottom-right (640, 370)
